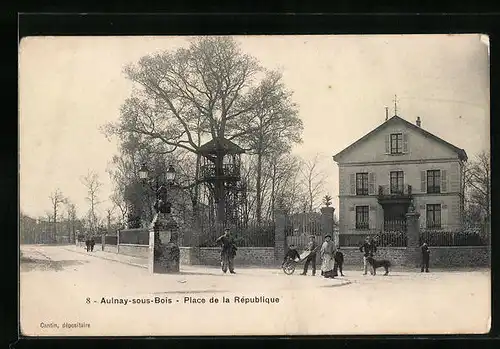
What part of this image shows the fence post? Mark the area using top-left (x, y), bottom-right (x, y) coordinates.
top-left (405, 210), bottom-right (421, 267)
top-left (274, 210), bottom-right (286, 264)
top-left (117, 230), bottom-right (120, 254)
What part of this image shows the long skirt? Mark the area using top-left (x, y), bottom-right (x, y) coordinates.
top-left (321, 254), bottom-right (336, 278)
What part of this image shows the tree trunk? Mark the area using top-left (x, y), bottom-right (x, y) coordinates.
top-left (194, 152), bottom-right (201, 206)
top-left (270, 162), bottom-right (276, 222)
top-left (256, 151), bottom-right (263, 225)
top-left (215, 154), bottom-right (225, 234)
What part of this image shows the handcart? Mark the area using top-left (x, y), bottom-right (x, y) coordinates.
top-left (282, 247), bottom-right (320, 275)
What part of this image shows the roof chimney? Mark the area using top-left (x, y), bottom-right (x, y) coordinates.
top-left (416, 116), bottom-right (421, 127)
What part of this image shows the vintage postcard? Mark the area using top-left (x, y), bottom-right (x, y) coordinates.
top-left (19, 34), bottom-right (491, 336)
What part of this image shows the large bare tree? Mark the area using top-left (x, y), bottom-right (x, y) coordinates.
top-left (300, 153), bottom-right (328, 213)
top-left (64, 200), bottom-right (77, 243)
top-left (237, 72), bottom-right (303, 224)
top-left (464, 151), bottom-right (490, 226)
top-left (105, 37), bottom-right (300, 231)
top-left (49, 188), bottom-right (66, 240)
top-left (81, 170), bottom-right (102, 235)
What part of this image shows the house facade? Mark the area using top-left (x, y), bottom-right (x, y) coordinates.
top-left (333, 115), bottom-right (468, 236)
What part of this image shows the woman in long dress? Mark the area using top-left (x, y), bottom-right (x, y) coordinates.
top-left (321, 235), bottom-right (336, 278)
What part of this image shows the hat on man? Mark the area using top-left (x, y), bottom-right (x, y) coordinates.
top-left (325, 235), bottom-right (332, 239)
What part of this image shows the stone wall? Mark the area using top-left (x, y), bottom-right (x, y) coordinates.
top-left (196, 247), bottom-right (276, 266)
top-left (341, 247), bottom-right (409, 267)
top-left (179, 247), bottom-right (200, 265)
top-left (340, 246), bottom-right (490, 268)
top-left (117, 244), bottom-right (149, 258)
top-left (428, 246), bottom-right (490, 267)
top-left (104, 245), bottom-right (118, 253)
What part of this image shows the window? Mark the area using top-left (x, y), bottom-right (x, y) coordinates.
top-left (390, 133), bottom-right (403, 154)
top-left (426, 204), bottom-right (441, 229)
top-left (390, 171), bottom-right (404, 194)
top-left (355, 206), bottom-right (369, 230)
top-left (427, 170), bottom-right (441, 193)
top-left (356, 173), bottom-right (369, 195)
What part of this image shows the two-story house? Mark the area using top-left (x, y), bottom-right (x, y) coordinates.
top-left (333, 115), bottom-right (467, 236)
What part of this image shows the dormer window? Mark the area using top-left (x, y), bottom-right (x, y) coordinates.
top-left (390, 133), bottom-right (403, 154)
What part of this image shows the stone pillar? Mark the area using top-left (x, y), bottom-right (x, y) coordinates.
top-left (405, 211), bottom-right (421, 267)
top-left (274, 210), bottom-right (286, 263)
top-left (148, 214), bottom-right (181, 274)
top-left (116, 229), bottom-right (120, 254)
top-left (320, 206), bottom-right (335, 240)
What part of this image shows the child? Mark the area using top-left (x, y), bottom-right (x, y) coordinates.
top-left (282, 244), bottom-right (300, 266)
top-left (334, 246), bottom-right (345, 276)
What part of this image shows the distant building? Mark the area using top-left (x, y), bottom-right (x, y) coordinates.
top-left (333, 115), bottom-right (467, 235)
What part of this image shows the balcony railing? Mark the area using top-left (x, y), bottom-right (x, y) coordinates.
top-left (201, 163), bottom-right (241, 180)
top-left (378, 184), bottom-right (412, 198)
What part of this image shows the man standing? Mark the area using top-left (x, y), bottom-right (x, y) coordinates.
top-left (334, 246), bottom-right (345, 277)
top-left (301, 235), bottom-right (318, 276)
top-left (359, 236), bottom-right (376, 275)
top-left (216, 228), bottom-right (237, 274)
top-left (421, 242), bottom-right (430, 272)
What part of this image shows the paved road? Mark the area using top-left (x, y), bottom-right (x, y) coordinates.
top-left (20, 245), bottom-right (490, 336)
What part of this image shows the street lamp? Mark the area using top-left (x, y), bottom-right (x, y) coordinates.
top-left (166, 164), bottom-right (176, 183)
top-left (139, 163), bottom-right (149, 180)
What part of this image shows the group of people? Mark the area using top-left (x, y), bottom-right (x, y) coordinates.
top-left (85, 237), bottom-right (96, 252)
top-left (283, 235), bottom-right (345, 278)
top-left (215, 228), bottom-right (431, 275)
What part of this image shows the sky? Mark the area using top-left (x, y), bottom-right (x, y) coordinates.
top-left (19, 34), bottom-right (490, 219)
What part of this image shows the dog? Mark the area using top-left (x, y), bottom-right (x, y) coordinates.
top-left (366, 256), bottom-right (391, 275)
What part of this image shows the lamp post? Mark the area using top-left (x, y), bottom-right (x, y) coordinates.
top-left (140, 163), bottom-right (180, 274)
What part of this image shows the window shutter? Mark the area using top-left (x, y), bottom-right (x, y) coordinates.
top-left (349, 206), bottom-right (355, 230)
top-left (420, 205), bottom-right (427, 229)
top-left (441, 170), bottom-right (448, 193)
top-left (441, 204), bottom-right (448, 229)
top-left (349, 173), bottom-right (355, 195)
top-left (385, 135), bottom-right (390, 154)
top-left (368, 172), bottom-right (375, 194)
top-left (449, 162), bottom-right (459, 192)
top-left (369, 205), bottom-right (377, 230)
top-left (420, 171), bottom-right (426, 193)
top-left (403, 133), bottom-right (409, 153)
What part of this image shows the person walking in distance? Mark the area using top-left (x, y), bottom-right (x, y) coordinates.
top-left (90, 236), bottom-right (95, 252)
top-left (421, 242), bottom-right (430, 272)
top-left (216, 228), bottom-right (237, 274)
top-left (360, 236), bottom-right (376, 275)
top-left (301, 235), bottom-right (318, 276)
top-left (85, 236), bottom-right (91, 252)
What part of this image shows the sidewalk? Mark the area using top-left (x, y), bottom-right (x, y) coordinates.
top-left (65, 245), bottom-right (148, 269)
top-left (64, 245), bottom-right (489, 275)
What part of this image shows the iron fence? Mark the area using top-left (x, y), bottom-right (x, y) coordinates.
top-left (104, 235), bottom-right (118, 245)
top-left (383, 219), bottom-right (408, 233)
top-left (199, 222), bottom-right (275, 248)
top-left (419, 226), bottom-right (489, 246)
top-left (339, 229), bottom-right (407, 247)
top-left (118, 228), bottom-right (149, 245)
top-left (286, 212), bottom-right (323, 237)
